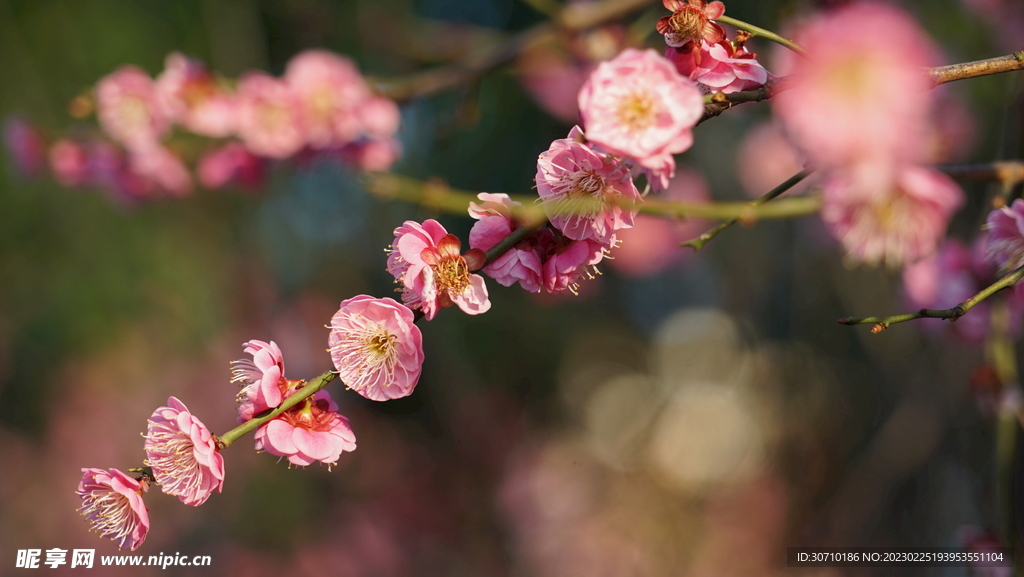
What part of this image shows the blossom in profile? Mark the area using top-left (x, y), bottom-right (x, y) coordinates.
top-left (469, 193), bottom-right (544, 293)
top-left (49, 139), bottom-right (90, 187)
top-left (537, 126), bottom-right (642, 244)
top-left (197, 142), bottom-right (265, 190)
top-left (236, 71), bottom-right (305, 159)
top-left (126, 145), bottom-right (194, 197)
top-left (143, 396), bottom-right (225, 506)
top-left (539, 228), bottom-right (611, 294)
top-left (821, 165), bottom-right (964, 266)
top-left (231, 340), bottom-right (286, 420)
top-left (986, 199), bottom-right (1024, 271)
top-left (329, 295), bottom-right (424, 401)
top-left (76, 468), bottom-right (150, 551)
top-left (3, 117), bottom-right (46, 178)
top-left (96, 66), bottom-right (170, 150)
top-left (772, 2), bottom-right (940, 173)
top-left (666, 40), bottom-right (769, 94)
top-left (578, 48), bottom-right (704, 165)
top-left (387, 219), bottom-right (490, 320)
top-left (155, 52), bottom-right (237, 138)
top-left (656, 0), bottom-right (726, 50)
top-left (285, 50), bottom-right (372, 149)
top-left (254, 389), bottom-right (356, 467)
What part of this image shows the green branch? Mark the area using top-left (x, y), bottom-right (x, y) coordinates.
top-left (217, 370), bottom-right (337, 449)
top-left (714, 15), bottom-right (805, 55)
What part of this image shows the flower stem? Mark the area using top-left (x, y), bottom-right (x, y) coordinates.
top-left (714, 15), bottom-right (805, 55)
top-left (217, 370), bottom-right (337, 449)
top-left (837, 264), bottom-right (1024, 332)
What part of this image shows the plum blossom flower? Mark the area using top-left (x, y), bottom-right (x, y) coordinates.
top-left (197, 142), bottom-right (265, 190)
top-left (387, 220), bottom-right (490, 320)
top-left (76, 468), bottom-right (150, 551)
top-left (986, 199), bottom-right (1024, 270)
top-left (285, 50), bottom-right (372, 149)
top-left (96, 66), bottom-right (170, 150)
top-left (236, 71), bottom-right (305, 159)
top-left (155, 52), bottom-right (237, 138)
top-left (539, 228), bottom-right (612, 294)
top-left (337, 137), bottom-right (403, 172)
top-left (254, 389), bottom-right (356, 467)
top-left (666, 40), bottom-right (769, 94)
top-left (329, 296), bottom-right (424, 401)
top-left (49, 139), bottom-right (90, 187)
top-left (656, 0), bottom-right (726, 50)
top-left (3, 117), bottom-right (46, 178)
top-left (126, 145), bottom-right (194, 197)
top-left (772, 2), bottom-right (940, 174)
top-left (231, 340), bottom-right (286, 420)
top-left (821, 165), bottom-right (964, 266)
top-left (578, 48), bottom-right (704, 165)
top-left (469, 193), bottom-right (544, 292)
top-left (536, 126), bottom-right (642, 244)
top-left (143, 396), bottom-right (225, 506)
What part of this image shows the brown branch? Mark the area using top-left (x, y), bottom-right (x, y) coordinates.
top-left (928, 51), bottom-right (1024, 86)
top-left (940, 161), bottom-right (1024, 187)
top-left (698, 75), bottom-right (792, 125)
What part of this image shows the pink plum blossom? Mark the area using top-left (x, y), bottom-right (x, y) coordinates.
top-left (536, 126), bottom-right (641, 243)
top-left (285, 50), bottom-right (372, 149)
top-left (236, 71), bottom-right (306, 159)
top-left (231, 340), bottom-right (286, 420)
top-left (49, 139), bottom-right (90, 187)
top-left (656, 0), bottom-right (726, 51)
top-left (96, 66), bottom-right (170, 150)
top-left (76, 468), bottom-right (150, 551)
top-left (338, 137), bottom-right (403, 172)
top-left (126, 145), bottom-right (194, 197)
top-left (821, 165), bottom-right (964, 266)
top-left (666, 40), bottom-right (769, 94)
top-left (155, 52), bottom-right (237, 138)
top-left (197, 142), bottom-right (265, 190)
top-left (254, 389), bottom-right (356, 467)
top-left (387, 219), bottom-right (490, 320)
top-left (539, 229), bottom-right (611, 294)
top-left (358, 96), bottom-right (401, 139)
top-left (143, 396), bottom-right (225, 506)
top-left (3, 117), bottom-right (46, 178)
top-left (578, 48), bottom-right (704, 165)
top-left (986, 199), bottom-right (1024, 270)
top-left (772, 2), bottom-right (940, 175)
top-left (469, 193), bottom-right (544, 292)
top-left (329, 295), bottom-right (424, 401)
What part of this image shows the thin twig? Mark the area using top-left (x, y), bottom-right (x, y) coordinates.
top-left (698, 75), bottom-right (792, 125)
top-left (680, 169), bottom-right (813, 251)
top-left (929, 51), bottom-right (1024, 87)
top-left (837, 264), bottom-right (1024, 333)
top-left (714, 15), bottom-right (805, 55)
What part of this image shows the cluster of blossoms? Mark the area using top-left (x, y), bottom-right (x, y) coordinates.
top-left (772, 2), bottom-right (964, 267)
top-left (76, 294), bottom-right (427, 550)
top-left (5, 49), bottom-right (401, 204)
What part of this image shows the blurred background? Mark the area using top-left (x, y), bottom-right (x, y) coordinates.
top-left (0, 0), bottom-right (1022, 575)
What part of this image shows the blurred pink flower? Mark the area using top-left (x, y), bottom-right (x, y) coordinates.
top-left (285, 50), bottom-right (372, 149)
top-left (986, 199), bottom-right (1024, 270)
top-left (127, 145), bottom-right (194, 197)
top-left (822, 165), bottom-right (964, 266)
top-left (608, 166), bottom-right (711, 277)
top-left (48, 139), bottom-right (90, 187)
top-left (387, 220), bottom-right (490, 320)
top-left (197, 142), bottom-right (265, 190)
top-left (3, 117), bottom-right (46, 178)
top-left (329, 295), bottom-right (424, 401)
top-left (236, 71), bottom-right (305, 159)
top-left (358, 96), bottom-right (401, 139)
top-left (254, 389), bottom-right (356, 467)
top-left (735, 120), bottom-right (809, 198)
top-left (773, 2), bottom-right (940, 174)
top-left (578, 48), bottom-right (703, 164)
top-left (666, 40), bottom-right (769, 94)
top-left (540, 229), bottom-right (610, 294)
top-left (537, 126), bottom-right (641, 243)
top-left (231, 340), bottom-right (286, 420)
top-left (76, 468), bottom-right (150, 551)
top-left (656, 0), bottom-right (726, 50)
top-left (338, 137), bottom-right (403, 172)
top-left (156, 52), bottom-right (237, 138)
top-left (143, 396), bottom-right (225, 506)
top-left (96, 66), bottom-right (170, 150)
top-left (469, 193), bottom-right (545, 292)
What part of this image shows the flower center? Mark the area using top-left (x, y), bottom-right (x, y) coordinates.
top-left (282, 397), bottom-right (336, 432)
top-left (670, 7), bottom-right (707, 41)
top-left (433, 254), bottom-right (471, 296)
top-left (617, 92), bottom-right (657, 131)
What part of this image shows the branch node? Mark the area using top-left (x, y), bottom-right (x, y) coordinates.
top-left (871, 323), bottom-right (887, 334)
